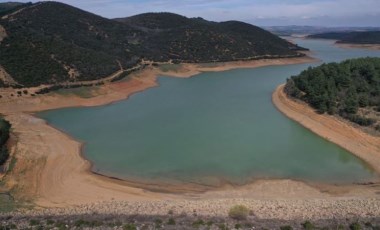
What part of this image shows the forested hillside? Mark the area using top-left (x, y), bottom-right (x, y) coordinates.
top-left (308, 31), bottom-right (380, 44)
top-left (0, 118), bottom-right (11, 166)
top-left (117, 13), bottom-right (306, 62)
top-left (0, 2), bottom-right (31, 17)
top-left (0, 2), bottom-right (305, 88)
top-left (0, 1), bottom-right (144, 87)
top-left (285, 57), bottom-right (380, 131)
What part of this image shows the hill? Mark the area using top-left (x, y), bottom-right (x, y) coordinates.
top-left (0, 2), bottom-right (305, 88)
top-left (117, 13), bottom-right (306, 62)
top-left (307, 31), bottom-right (380, 44)
top-left (285, 57), bottom-right (380, 131)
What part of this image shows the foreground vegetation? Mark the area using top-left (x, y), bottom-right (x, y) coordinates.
top-left (0, 212), bottom-right (379, 230)
top-left (285, 57), bottom-right (380, 131)
top-left (0, 2), bottom-right (305, 88)
top-left (0, 117), bottom-right (10, 166)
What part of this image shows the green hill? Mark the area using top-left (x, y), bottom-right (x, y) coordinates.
top-left (117, 13), bottom-right (306, 62)
top-left (285, 57), bottom-right (380, 131)
top-left (308, 31), bottom-right (380, 44)
top-left (0, 2), bottom-right (305, 88)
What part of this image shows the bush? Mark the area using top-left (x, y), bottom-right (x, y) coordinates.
top-left (46, 219), bottom-right (55, 225)
top-left (74, 219), bottom-right (89, 227)
top-left (167, 218), bottom-right (175, 225)
top-left (29, 219), bottom-right (40, 226)
top-left (302, 221), bottom-right (315, 230)
top-left (154, 219), bottom-right (162, 228)
top-left (342, 113), bottom-right (376, 126)
top-left (123, 223), bottom-right (137, 230)
top-left (349, 222), bottom-right (362, 230)
top-left (218, 223), bottom-right (228, 230)
top-left (280, 226), bottom-right (293, 230)
top-left (192, 219), bottom-right (205, 227)
top-left (228, 205), bottom-right (249, 220)
top-left (206, 221), bottom-right (214, 226)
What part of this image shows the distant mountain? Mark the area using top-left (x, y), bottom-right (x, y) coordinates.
top-left (0, 2), bottom-right (305, 88)
top-left (307, 31), bottom-right (380, 44)
top-left (266, 25), bottom-right (380, 37)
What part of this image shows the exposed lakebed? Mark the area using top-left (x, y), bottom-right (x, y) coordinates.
top-left (38, 39), bottom-right (380, 186)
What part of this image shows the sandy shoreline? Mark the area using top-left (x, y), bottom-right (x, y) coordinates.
top-left (293, 37), bottom-right (380, 51)
top-left (272, 84), bottom-right (380, 173)
top-left (2, 56), bottom-right (380, 219)
top-left (0, 56), bottom-right (318, 207)
top-left (0, 57), bottom-right (317, 113)
top-left (336, 43), bottom-right (380, 51)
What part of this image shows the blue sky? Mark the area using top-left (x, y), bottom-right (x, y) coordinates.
top-left (2, 0), bottom-right (380, 27)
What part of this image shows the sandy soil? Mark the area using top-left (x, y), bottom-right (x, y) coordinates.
top-left (2, 57), bottom-right (380, 219)
top-left (273, 84), bottom-right (380, 173)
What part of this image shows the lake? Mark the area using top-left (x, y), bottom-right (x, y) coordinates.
top-left (38, 39), bottom-right (380, 186)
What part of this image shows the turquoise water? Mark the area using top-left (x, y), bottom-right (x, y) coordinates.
top-left (38, 39), bottom-right (380, 186)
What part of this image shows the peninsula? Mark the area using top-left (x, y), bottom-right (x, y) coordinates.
top-left (273, 57), bottom-right (380, 173)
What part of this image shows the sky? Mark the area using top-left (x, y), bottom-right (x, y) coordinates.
top-left (2, 0), bottom-right (380, 27)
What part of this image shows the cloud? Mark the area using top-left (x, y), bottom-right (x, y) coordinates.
top-left (1, 0), bottom-right (379, 26)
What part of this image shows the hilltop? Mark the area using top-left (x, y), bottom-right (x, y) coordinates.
top-left (307, 31), bottom-right (380, 44)
top-left (0, 2), bottom-right (30, 16)
top-left (0, 2), bottom-right (305, 88)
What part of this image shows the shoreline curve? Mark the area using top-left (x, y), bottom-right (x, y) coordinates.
top-left (4, 56), bottom-right (379, 210)
top-left (272, 84), bottom-right (380, 174)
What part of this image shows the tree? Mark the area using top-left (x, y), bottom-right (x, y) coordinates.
top-left (344, 87), bottom-right (359, 114)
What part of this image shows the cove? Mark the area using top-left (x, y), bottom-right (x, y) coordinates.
top-left (38, 39), bottom-right (380, 186)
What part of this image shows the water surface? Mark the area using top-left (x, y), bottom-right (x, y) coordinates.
top-left (39, 39), bottom-right (380, 186)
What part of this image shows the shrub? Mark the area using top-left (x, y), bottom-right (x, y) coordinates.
top-left (302, 220), bottom-right (315, 230)
top-left (228, 205), bottom-right (249, 220)
top-left (74, 219), bottom-right (89, 227)
top-left (29, 219), bottom-right (40, 226)
top-left (46, 219), bottom-right (55, 225)
top-left (206, 221), bottom-right (214, 226)
top-left (192, 219), bottom-right (205, 227)
top-left (167, 218), bottom-right (176, 225)
top-left (123, 223), bottom-right (137, 230)
top-left (280, 226), bottom-right (293, 230)
top-left (154, 219), bottom-right (162, 228)
top-left (349, 222), bottom-right (362, 230)
top-left (154, 219), bottom-right (162, 224)
top-left (218, 223), bottom-right (228, 230)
